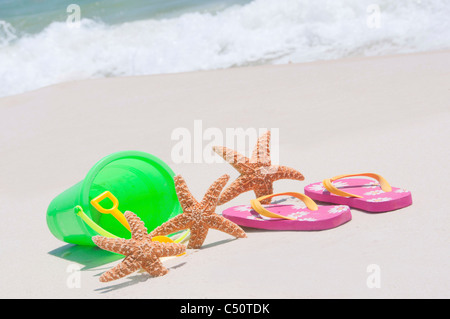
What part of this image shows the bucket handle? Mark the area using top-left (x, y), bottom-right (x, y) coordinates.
top-left (74, 205), bottom-right (119, 238)
top-left (73, 205), bottom-right (191, 244)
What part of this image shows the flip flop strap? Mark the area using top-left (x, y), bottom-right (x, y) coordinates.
top-left (250, 192), bottom-right (318, 220)
top-left (322, 173), bottom-right (392, 198)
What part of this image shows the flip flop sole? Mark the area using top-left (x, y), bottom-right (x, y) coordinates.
top-left (222, 204), bottom-right (352, 231)
top-left (304, 178), bottom-right (412, 213)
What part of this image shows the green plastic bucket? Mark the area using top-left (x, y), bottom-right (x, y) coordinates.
top-left (46, 151), bottom-right (182, 246)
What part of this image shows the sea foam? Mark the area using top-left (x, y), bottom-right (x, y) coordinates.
top-left (0, 0), bottom-right (449, 97)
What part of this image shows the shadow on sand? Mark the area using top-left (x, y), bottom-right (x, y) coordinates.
top-left (48, 244), bottom-right (123, 270)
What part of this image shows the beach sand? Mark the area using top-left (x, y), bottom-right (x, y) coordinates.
top-left (0, 50), bottom-right (449, 298)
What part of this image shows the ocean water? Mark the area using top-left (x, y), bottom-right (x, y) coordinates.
top-left (0, 0), bottom-right (449, 98)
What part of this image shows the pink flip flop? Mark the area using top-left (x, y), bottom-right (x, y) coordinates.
top-left (222, 192), bottom-right (352, 231)
top-left (304, 173), bottom-right (412, 213)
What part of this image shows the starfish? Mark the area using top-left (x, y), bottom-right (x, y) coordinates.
top-left (149, 174), bottom-right (247, 249)
top-left (92, 211), bottom-right (186, 282)
top-left (212, 130), bottom-right (305, 205)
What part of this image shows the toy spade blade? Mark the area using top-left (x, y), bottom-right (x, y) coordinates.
top-left (90, 191), bottom-right (131, 231)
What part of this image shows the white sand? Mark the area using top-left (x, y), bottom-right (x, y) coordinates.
top-left (0, 50), bottom-right (449, 298)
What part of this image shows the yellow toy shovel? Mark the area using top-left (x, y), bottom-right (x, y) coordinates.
top-left (90, 191), bottom-right (131, 231)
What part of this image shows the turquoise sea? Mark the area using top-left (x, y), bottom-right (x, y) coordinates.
top-left (0, 0), bottom-right (252, 35)
top-left (1, 0), bottom-right (449, 97)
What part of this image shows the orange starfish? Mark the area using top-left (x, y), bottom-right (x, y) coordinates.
top-left (92, 211), bottom-right (186, 282)
top-left (149, 174), bottom-right (247, 249)
top-left (213, 130), bottom-right (305, 205)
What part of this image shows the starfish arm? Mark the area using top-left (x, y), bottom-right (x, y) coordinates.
top-left (206, 214), bottom-right (247, 239)
top-left (250, 130), bottom-right (271, 165)
top-left (217, 175), bottom-right (255, 205)
top-left (212, 146), bottom-right (253, 174)
top-left (253, 182), bottom-right (274, 205)
top-left (99, 255), bottom-right (140, 282)
top-left (124, 211), bottom-right (148, 241)
top-left (174, 175), bottom-right (199, 211)
top-left (200, 174), bottom-right (230, 212)
top-left (153, 241), bottom-right (186, 257)
top-left (187, 223), bottom-right (209, 249)
top-left (92, 236), bottom-right (133, 256)
top-left (141, 258), bottom-right (169, 277)
top-left (269, 165), bottom-right (305, 182)
top-left (148, 213), bottom-right (193, 238)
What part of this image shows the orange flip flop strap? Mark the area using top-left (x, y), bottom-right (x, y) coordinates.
top-left (322, 173), bottom-right (392, 198)
top-left (250, 192), bottom-right (318, 221)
